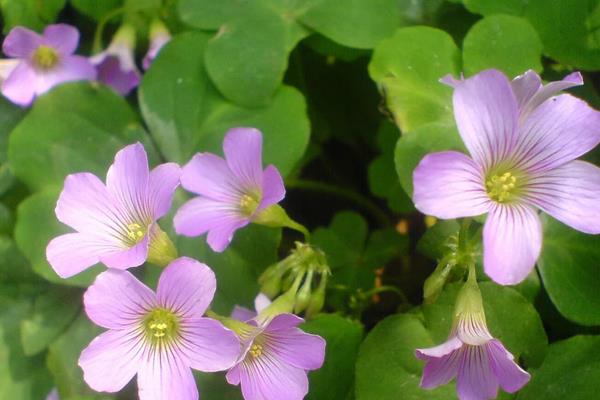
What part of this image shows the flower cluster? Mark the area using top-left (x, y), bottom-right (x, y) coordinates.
top-left (45, 128), bottom-right (326, 400)
top-left (0, 21), bottom-right (172, 106)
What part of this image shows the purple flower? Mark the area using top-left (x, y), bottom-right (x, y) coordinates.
top-left (174, 127), bottom-right (285, 252)
top-left (413, 69), bottom-right (600, 284)
top-left (226, 314), bottom-right (326, 400)
top-left (46, 143), bottom-right (180, 278)
top-left (79, 257), bottom-right (240, 399)
top-left (142, 20), bottom-right (171, 70)
top-left (1, 24), bottom-right (96, 106)
top-left (231, 292), bottom-right (272, 322)
top-left (415, 279), bottom-right (530, 399)
top-left (91, 24), bottom-right (140, 95)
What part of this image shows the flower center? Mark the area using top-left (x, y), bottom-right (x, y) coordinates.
top-left (143, 308), bottom-right (179, 343)
top-left (249, 343), bottom-right (263, 358)
top-left (33, 45), bottom-right (59, 69)
top-left (125, 223), bottom-right (146, 245)
top-left (239, 192), bottom-right (260, 216)
top-left (485, 172), bottom-right (517, 203)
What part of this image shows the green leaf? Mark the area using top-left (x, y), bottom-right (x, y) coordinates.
top-left (47, 314), bottom-right (103, 398)
top-left (463, 15), bottom-right (543, 77)
top-left (518, 335), bottom-right (600, 400)
top-left (70, 0), bottom-right (122, 20)
top-left (422, 282), bottom-right (548, 367)
top-left (0, 96), bottom-right (25, 195)
top-left (538, 217), bottom-right (600, 326)
top-left (299, 0), bottom-right (401, 49)
top-left (0, 236), bottom-right (41, 285)
top-left (21, 288), bottom-right (80, 356)
top-left (8, 83), bottom-right (155, 192)
top-left (177, 0), bottom-right (239, 30)
top-left (302, 314), bottom-right (364, 400)
top-left (524, 0), bottom-right (600, 70)
top-left (204, 2), bottom-right (309, 106)
top-left (355, 313), bottom-right (456, 399)
top-left (394, 122), bottom-right (465, 196)
top-left (0, 0), bottom-right (66, 32)
top-left (177, 224), bottom-right (281, 314)
top-left (417, 220), bottom-right (460, 260)
top-left (139, 32), bottom-right (310, 176)
top-left (369, 26), bottom-right (461, 133)
top-left (463, 0), bottom-right (527, 16)
top-left (14, 190), bottom-right (105, 287)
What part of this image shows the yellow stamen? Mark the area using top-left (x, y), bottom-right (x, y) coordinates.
top-left (32, 45), bottom-right (59, 69)
top-left (144, 308), bottom-right (179, 342)
top-left (239, 193), bottom-right (260, 216)
top-left (485, 172), bottom-right (518, 203)
top-left (126, 223), bottom-right (146, 244)
top-left (249, 343), bottom-right (263, 358)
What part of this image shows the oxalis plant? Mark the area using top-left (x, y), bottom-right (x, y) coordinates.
top-left (1, 1), bottom-right (600, 400)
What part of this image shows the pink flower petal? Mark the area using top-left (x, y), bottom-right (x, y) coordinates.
top-left (525, 160), bottom-right (600, 234)
top-left (2, 26), bottom-right (41, 58)
top-left (265, 327), bottom-right (325, 370)
top-left (231, 306), bottom-right (257, 322)
top-left (456, 345), bottom-right (499, 400)
top-left (105, 143), bottom-right (151, 222)
top-left (419, 345), bottom-right (462, 389)
top-left (518, 71), bottom-right (583, 121)
top-left (148, 162), bottom-right (181, 219)
top-left (137, 350), bottom-right (198, 400)
top-left (238, 358), bottom-right (309, 400)
top-left (34, 55), bottom-right (96, 95)
top-left (46, 233), bottom-right (119, 278)
top-left (180, 153), bottom-right (242, 202)
top-left (452, 69), bottom-right (519, 169)
top-left (206, 219), bottom-right (249, 252)
top-left (223, 128), bottom-right (264, 190)
top-left (83, 269), bottom-right (155, 329)
top-left (42, 24), bottom-right (79, 55)
top-left (413, 151), bottom-right (490, 219)
top-left (179, 317), bottom-right (240, 372)
top-left (157, 257), bottom-right (216, 318)
top-left (483, 203), bottom-right (542, 285)
top-left (512, 94), bottom-right (600, 173)
top-left (265, 313), bottom-right (304, 332)
top-left (258, 165), bottom-right (285, 211)
top-left (416, 336), bottom-right (463, 360)
top-left (79, 329), bottom-right (144, 393)
top-left (486, 339), bottom-right (530, 393)
top-left (94, 53), bottom-right (141, 96)
top-left (99, 234), bottom-right (149, 270)
top-left (511, 70), bottom-right (541, 110)
top-left (1, 62), bottom-right (36, 106)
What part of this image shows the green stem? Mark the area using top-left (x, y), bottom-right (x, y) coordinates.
top-left (363, 285), bottom-right (409, 305)
top-left (283, 218), bottom-right (310, 241)
top-left (286, 178), bottom-right (391, 227)
top-left (93, 7), bottom-right (127, 53)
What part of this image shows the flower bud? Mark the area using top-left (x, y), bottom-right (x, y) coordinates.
top-left (147, 225), bottom-right (178, 267)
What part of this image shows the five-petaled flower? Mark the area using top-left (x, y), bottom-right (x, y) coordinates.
top-left (174, 127), bottom-right (285, 252)
top-left (413, 69), bottom-right (600, 284)
top-left (46, 142), bottom-right (180, 278)
top-left (416, 276), bottom-right (530, 400)
top-left (226, 312), bottom-right (326, 400)
top-left (79, 257), bottom-right (241, 400)
top-left (1, 24), bottom-right (96, 106)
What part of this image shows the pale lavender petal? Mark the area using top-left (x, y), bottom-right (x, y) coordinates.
top-left (525, 160), bottom-right (600, 234)
top-left (265, 328), bottom-right (325, 370)
top-left (157, 257), bottom-right (216, 318)
top-left (512, 94), bottom-right (600, 173)
top-left (226, 365), bottom-right (241, 384)
top-left (2, 26), bottom-right (41, 57)
top-left (483, 203), bottom-right (542, 285)
top-left (179, 317), bottom-right (240, 371)
top-left (1, 62), bottom-right (36, 106)
top-left (416, 336), bottom-right (463, 360)
top-left (55, 172), bottom-right (131, 240)
top-left (94, 54), bottom-right (140, 96)
top-left (148, 162), bottom-right (181, 219)
top-left (486, 339), bottom-right (530, 393)
top-left (223, 128), bottom-right (264, 189)
top-left (34, 55), bottom-right (96, 95)
top-left (452, 69), bottom-right (519, 168)
top-left (255, 293), bottom-right (271, 312)
top-left (174, 196), bottom-right (239, 236)
top-left (105, 143), bottom-right (150, 221)
top-left (413, 151), bottom-right (490, 219)
top-left (265, 313), bottom-right (304, 331)
top-left (42, 24), bottom-right (79, 55)
top-left (99, 235), bottom-right (149, 270)
top-left (511, 70), bottom-right (541, 110)
top-left (83, 269), bottom-right (155, 329)
top-left (439, 73), bottom-right (463, 88)
top-left (238, 359), bottom-right (308, 400)
top-left (46, 388), bottom-right (59, 400)
top-left (137, 351), bottom-right (197, 400)
top-left (258, 165), bottom-right (285, 211)
top-left (0, 59), bottom-right (19, 81)
top-left (456, 346), bottom-right (498, 400)
top-left (207, 219), bottom-right (249, 252)
top-left (519, 71), bottom-right (583, 121)
top-left (181, 153), bottom-right (242, 202)
top-left (232, 306), bottom-right (257, 322)
top-left (79, 329), bottom-right (144, 393)
top-left (419, 346), bottom-right (461, 389)
top-left (46, 233), bottom-right (120, 278)
top-left (142, 33), bottom-right (170, 70)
